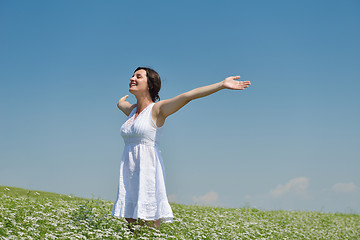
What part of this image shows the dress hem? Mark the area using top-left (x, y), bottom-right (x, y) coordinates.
top-left (112, 214), bottom-right (173, 223)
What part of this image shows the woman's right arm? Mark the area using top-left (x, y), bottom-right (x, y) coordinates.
top-left (117, 95), bottom-right (135, 116)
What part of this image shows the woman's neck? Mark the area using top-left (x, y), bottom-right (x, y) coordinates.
top-left (135, 96), bottom-right (153, 113)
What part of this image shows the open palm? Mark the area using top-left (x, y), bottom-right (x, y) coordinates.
top-left (223, 76), bottom-right (251, 90)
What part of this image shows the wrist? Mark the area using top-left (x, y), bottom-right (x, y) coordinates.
top-left (219, 80), bottom-right (226, 90)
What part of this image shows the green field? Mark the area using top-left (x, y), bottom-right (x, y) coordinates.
top-left (0, 186), bottom-right (359, 239)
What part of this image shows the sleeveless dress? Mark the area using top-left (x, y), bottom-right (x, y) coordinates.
top-left (112, 103), bottom-right (174, 223)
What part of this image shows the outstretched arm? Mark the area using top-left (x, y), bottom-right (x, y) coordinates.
top-left (152, 76), bottom-right (251, 126)
top-left (117, 95), bottom-right (136, 116)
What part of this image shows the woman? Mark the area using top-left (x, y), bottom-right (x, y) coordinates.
top-left (112, 67), bottom-right (251, 229)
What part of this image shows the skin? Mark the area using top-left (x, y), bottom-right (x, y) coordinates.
top-left (117, 69), bottom-right (251, 228)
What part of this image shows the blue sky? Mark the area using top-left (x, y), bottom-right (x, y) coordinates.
top-left (1, 0), bottom-right (359, 214)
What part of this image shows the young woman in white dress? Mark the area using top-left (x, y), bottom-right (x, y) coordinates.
top-left (114, 67), bottom-right (251, 229)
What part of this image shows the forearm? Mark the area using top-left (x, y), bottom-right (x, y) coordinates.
top-left (183, 81), bottom-right (225, 101)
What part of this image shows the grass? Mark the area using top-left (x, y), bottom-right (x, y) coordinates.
top-left (1, 186), bottom-right (359, 239)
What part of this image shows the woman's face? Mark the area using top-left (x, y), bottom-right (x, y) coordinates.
top-left (129, 69), bottom-right (149, 94)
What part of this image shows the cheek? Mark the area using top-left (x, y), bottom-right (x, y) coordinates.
top-left (141, 80), bottom-right (149, 89)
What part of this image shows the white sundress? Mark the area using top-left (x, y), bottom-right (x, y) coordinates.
top-left (112, 103), bottom-right (173, 223)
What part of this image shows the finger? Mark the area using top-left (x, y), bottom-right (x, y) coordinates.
top-left (120, 95), bottom-right (129, 101)
top-left (236, 83), bottom-right (245, 89)
top-left (233, 76), bottom-right (240, 80)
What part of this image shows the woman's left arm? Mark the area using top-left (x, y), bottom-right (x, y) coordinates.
top-left (152, 76), bottom-right (251, 127)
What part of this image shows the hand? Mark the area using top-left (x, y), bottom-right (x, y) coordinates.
top-left (117, 95), bottom-right (134, 115)
top-left (118, 95), bottom-right (129, 104)
top-left (222, 76), bottom-right (251, 90)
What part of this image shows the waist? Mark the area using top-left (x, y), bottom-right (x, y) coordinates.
top-left (123, 138), bottom-right (159, 147)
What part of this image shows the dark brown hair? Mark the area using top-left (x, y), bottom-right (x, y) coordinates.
top-left (134, 67), bottom-right (161, 102)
